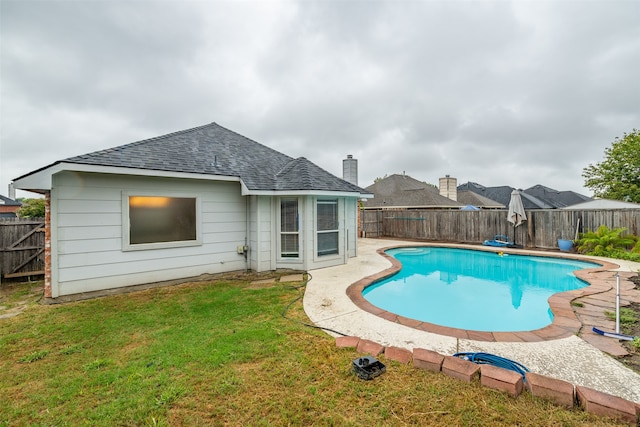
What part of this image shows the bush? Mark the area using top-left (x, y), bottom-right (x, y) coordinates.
top-left (576, 225), bottom-right (639, 260)
top-left (17, 198), bottom-right (45, 218)
top-left (607, 249), bottom-right (640, 262)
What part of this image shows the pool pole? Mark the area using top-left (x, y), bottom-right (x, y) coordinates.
top-left (615, 273), bottom-right (620, 334)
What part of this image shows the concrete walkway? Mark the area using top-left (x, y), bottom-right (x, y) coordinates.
top-left (303, 238), bottom-right (640, 404)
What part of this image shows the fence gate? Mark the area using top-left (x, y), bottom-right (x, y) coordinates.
top-left (0, 219), bottom-right (45, 281)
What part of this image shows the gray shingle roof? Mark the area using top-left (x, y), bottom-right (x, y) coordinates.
top-left (458, 182), bottom-right (592, 209)
top-left (0, 195), bottom-right (21, 206)
top-left (456, 190), bottom-right (505, 208)
top-left (458, 182), bottom-right (552, 209)
top-left (524, 185), bottom-right (591, 208)
top-left (61, 122), bottom-right (367, 194)
top-left (364, 174), bottom-right (463, 208)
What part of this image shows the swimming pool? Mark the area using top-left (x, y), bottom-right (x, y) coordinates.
top-left (362, 247), bottom-right (600, 332)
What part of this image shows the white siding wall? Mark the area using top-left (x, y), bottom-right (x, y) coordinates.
top-left (248, 195), bottom-right (273, 272)
top-left (51, 171), bottom-right (249, 296)
top-left (273, 196), bottom-right (306, 271)
top-left (346, 198), bottom-right (358, 258)
top-left (296, 196), bottom-right (359, 272)
top-left (248, 195), bottom-right (258, 271)
top-left (48, 171), bottom-right (361, 296)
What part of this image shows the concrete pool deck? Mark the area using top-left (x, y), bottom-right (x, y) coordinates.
top-left (303, 238), bottom-right (640, 404)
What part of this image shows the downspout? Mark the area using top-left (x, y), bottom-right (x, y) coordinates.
top-left (244, 196), bottom-right (249, 272)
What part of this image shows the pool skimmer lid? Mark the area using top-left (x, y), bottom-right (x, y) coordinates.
top-left (352, 356), bottom-right (386, 380)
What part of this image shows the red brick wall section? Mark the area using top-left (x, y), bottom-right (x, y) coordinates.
top-left (0, 206), bottom-right (20, 214)
top-left (44, 191), bottom-right (51, 298)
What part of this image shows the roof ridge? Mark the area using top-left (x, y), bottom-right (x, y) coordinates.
top-left (276, 157), bottom-right (314, 188)
top-left (519, 191), bottom-right (552, 208)
top-left (139, 122), bottom-right (215, 144)
top-left (276, 156), bottom-right (304, 176)
top-left (16, 122), bottom-right (369, 195)
top-left (212, 122), bottom-right (295, 163)
top-left (525, 184), bottom-right (559, 193)
top-left (67, 122), bottom-right (217, 160)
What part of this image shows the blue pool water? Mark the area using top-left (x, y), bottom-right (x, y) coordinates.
top-left (363, 247), bottom-right (600, 332)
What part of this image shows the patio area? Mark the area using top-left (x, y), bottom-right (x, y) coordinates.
top-left (303, 238), bottom-right (640, 404)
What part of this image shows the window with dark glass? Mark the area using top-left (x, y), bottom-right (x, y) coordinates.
top-left (317, 199), bottom-right (338, 256)
top-left (280, 198), bottom-right (299, 258)
top-left (129, 196), bottom-right (197, 245)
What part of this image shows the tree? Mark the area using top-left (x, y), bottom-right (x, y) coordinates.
top-left (582, 129), bottom-right (640, 202)
top-left (17, 198), bottom-right (46, 218)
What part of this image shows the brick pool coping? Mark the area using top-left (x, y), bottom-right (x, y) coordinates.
top-left (346, 244), bottom-right (621, 343)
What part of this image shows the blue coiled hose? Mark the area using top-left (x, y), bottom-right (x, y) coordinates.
top-left (453, 352), bottom-right (530, 381)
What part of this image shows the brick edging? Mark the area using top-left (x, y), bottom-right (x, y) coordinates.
top-left (336, 336), bottom-right (640, 425)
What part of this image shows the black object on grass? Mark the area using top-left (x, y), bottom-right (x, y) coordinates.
top-left (352, 356), bottom-right (386, 380)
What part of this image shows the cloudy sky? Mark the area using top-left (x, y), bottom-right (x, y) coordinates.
top-left (1, 0), bottom-right (639, 199)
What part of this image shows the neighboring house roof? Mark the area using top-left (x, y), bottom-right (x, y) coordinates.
top-left (560, 199), bottom-right (640, 210)
top-left (456, 190), bottom-right (505, 209)
top-left (0, 195), bottom-right (20, 218)
top-left (524, 184), bottom-right (591, 208)
top-left (458, 182), bottom-right (553, 209)
top-left (14, 122), bottom-right (370, 196)
top-left (0, 195), bottom-right (21, 206)
top-left (364, 174), bottom-right (463, 208)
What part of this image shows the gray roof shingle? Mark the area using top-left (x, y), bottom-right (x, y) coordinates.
top-left (364, 174), bottom-right (463, 208)
top-left (524, 184), bottom-right (592, 208)
top-left (456, 190), bottom-right (505, 208)
top-left (458, 182), bottom-right (592, 209)
top-left (60, 122), bottom-right (368, 194)
top-left (458, 182), bottom-right (552, 209)
top-left (0, 195), bottom-right (21, 206)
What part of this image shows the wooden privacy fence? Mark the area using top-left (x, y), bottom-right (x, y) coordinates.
top-left (0, 218), bottom-right (45, 281)
top-left (361, 209), bottom-right (640, 249)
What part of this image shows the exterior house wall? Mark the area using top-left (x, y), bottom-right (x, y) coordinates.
top-left (12, 122), bottom-right (370, 298)
top-left (0, 206), bottom-right (20, 215)
top-left (50, 171), bottom-right (249, 297)
top-left (275, 196), bottom-right (308, 271)
top-left (248, 195), bottom-right (274, 273)
top-left (301, 196), bottom-right (358, 272)
top-left (43, 171), bottom-right (362, 297)
top-left (346, 198), bottom-right (358, 258)
top-left (44, 191), bottom-right (52, 297)
top-left (252, 195), bottom-right (360, 273)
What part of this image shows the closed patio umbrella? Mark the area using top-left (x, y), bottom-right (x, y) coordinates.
top-left (507, 190), bottom-right (527, 246)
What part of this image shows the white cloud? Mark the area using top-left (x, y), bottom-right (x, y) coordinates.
top-left (1, 0), bottom-right (638, 198)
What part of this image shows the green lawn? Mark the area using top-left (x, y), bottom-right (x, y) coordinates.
top-left (0, 277), bottom-right (627, 426)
